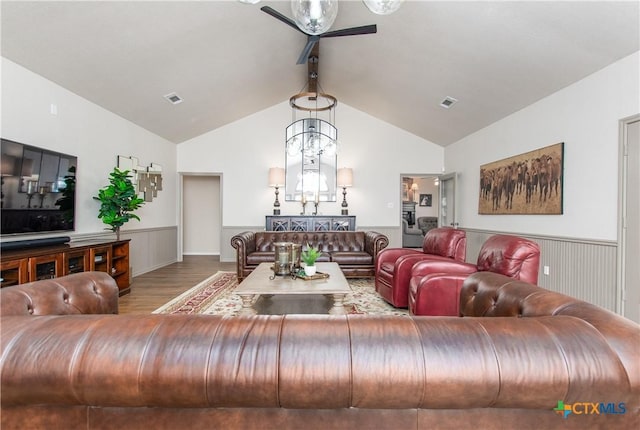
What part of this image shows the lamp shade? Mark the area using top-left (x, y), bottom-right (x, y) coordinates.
top-left (337, 168), bottom-right (353, 187)
top-left (268, 167), bottom-right (285, 187)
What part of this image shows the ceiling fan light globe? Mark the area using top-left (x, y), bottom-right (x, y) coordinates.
top-left (237, 0), bottom-right (261, 4)
top-left (291, 0), bottom-right (338, 35)
top-left (363, 0), bottom-right (404, 15)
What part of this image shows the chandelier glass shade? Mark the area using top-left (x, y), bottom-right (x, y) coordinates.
top-left (362, 0), bottom-right (404, 15)
top-left (286, 118), bottom-right (337, 159)
top-left (290, 0), bottom-right (339, 35)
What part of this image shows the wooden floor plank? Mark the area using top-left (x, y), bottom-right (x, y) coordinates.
top-left (118, 255), bottom-right (236, 315)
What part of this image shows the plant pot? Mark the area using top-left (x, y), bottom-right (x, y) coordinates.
top-left (304, 265), bottom-right (317, 276)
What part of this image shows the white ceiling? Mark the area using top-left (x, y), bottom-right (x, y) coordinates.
top-left (2, 1), bottom-right (639, 146)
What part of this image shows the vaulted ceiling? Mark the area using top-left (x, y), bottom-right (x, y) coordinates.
top-left (2, 1), bottom-right (638, 146)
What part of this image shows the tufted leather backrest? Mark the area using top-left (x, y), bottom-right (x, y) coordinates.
top-left (1, 313), bottom-right (637, 412)
top-left (460, 271), bottom-right (640, 392)
top-left (475, 234), bottom-right (540, 283)
top-left (254, 231), bottom-right (366, 253)
top-left (0, 271), bottom-right (119, 316)
top-left (421, 227), bottom-right (466, 261)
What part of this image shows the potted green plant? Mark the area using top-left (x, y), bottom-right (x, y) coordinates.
top-left (301, 243), bottom-right (321, 276)
top-left (94, 168), bottom-right (145, 240)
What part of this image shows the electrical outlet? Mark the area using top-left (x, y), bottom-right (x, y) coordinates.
top-left (543, 265), bottom-right (550, 276)
top-left (387, 202), bottom-right (394, 208)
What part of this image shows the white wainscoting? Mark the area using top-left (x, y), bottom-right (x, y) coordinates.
top-left (463, 229), bottom-right (618, 312)
top-left (73, 226), bottom-right (178, 277)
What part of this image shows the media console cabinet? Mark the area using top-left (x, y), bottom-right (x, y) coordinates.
top-left (0, 239), bottom-right (130, 295)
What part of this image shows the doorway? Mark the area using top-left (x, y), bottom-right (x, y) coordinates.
top-left (618, 115), bottom-right (639, 322)
top-left (181, 174), bottom-right (222, 257)
top-left (400, 175), bottom-right (440, 246)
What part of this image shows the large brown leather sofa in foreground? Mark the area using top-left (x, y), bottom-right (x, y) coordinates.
top-left (1, 271), bottom-right (638, 430)
top-left (231, 230), bottom-right (389, 280)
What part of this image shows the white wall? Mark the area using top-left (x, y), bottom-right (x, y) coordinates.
top-left (177, 101), bottom-right (444, 229)
top-left (445, 51), bottom-right (640, 241)
top-left (1, 58), bottom-right (177, 238)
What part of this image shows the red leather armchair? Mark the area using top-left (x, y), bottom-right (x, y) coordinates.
top-left (375, 227), bottom-right (466, 307)
top-left (409, 234), bottom-right (541, 316)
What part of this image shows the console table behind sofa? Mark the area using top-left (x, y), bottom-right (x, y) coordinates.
top-left (265, 215), bottom-right (356, 231)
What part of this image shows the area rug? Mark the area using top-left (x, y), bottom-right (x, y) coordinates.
top-left (153, 271), bottom-right (409, 316)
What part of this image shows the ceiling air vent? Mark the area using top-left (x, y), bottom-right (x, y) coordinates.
top-left (440, 96), bottom-right (458, 109)
top-left (164, 92), bottom-right (183, 105)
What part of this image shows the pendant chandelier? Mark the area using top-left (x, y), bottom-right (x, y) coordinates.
top-left (285, 92), bottom-right (337, 159)
top-left (284, 43), bottom-right (339, 204)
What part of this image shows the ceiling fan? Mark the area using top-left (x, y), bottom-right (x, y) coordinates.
top-left (261, 5), bottom-right (377, 65)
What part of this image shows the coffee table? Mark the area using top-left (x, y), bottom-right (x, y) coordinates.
top-left (235, 262), bottom-right (352, 316)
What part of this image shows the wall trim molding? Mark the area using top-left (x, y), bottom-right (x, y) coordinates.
top-left (462, 228), bottom-right (616, 248)
top-left (462, 228), bottom-right (618, 313)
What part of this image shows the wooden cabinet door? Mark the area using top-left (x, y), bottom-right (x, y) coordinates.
top-left (28, 253), bottom-right (63, 281)
top-left (90, 246), bottom-right (112, 273)
top-left (64, 249), bottom-right (90, 275)
top-left (0, 258), bottom-right (29, 288)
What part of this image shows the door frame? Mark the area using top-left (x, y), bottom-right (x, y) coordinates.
top-left (617, 114), bottom-right (640, 316)
top-left (439, 172), bottom-right (458, 228)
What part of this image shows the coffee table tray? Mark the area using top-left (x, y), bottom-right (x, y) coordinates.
top-left (293, 270), bottom-right (330, 281)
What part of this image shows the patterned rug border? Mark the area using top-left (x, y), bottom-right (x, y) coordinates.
top-left (153, 271), bottom-right (409, 317)
top-left (152, 271), bottom-right (238, 314)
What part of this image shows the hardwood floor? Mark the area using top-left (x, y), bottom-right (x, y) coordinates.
top-left (118, 255), bottom-right (236, 315)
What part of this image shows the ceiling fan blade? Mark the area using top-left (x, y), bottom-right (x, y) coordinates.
top-left (320, 24), bottom-right (377, 38)
top-left (260, 6), bottom-right (305, 34)
top-left (296, 36), bottom-right (320, 65)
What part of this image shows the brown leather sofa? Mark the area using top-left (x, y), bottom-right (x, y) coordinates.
top-left (1, 271), bottom-right (638, 430)
top-left (230, 230), bottom-right (389, 280)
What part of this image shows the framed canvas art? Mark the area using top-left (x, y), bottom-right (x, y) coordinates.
top-left (419, 194), bottom-right (432, 207)
top-left (478, 142), bottom-right (564, 215)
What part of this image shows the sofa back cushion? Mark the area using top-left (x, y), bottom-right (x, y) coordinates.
top-left (422, 227), bottom-right (466, 261)
top-left (460, 271), bottom-right (640, 392)
top-left (255, 231), bottom-right (366, 253)
top-left (476, 234), bottom-right (540, 283)
top-left (0, 272), bottom-right (119, 316)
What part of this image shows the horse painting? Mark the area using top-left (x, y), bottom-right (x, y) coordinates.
top-left (478, 143), bottom-right (564, 215)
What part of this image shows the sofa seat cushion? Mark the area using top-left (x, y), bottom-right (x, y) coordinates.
top-left (246, 252), bottom-right (276, 265)
top-left (331, 251), bottom-right (373, 265)
top-left (316, 253), bottom-right (331, 262)
top-left (247, 251), bottom-right (331, 265)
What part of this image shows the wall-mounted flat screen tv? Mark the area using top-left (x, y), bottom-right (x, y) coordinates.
top-left (1, 138), bottom-right (77, 235)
